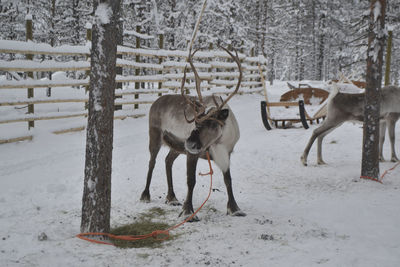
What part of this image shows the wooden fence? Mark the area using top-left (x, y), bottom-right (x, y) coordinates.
top-left (0, 39), bottom-right (267, 144)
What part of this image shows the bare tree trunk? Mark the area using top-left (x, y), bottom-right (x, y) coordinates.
top-left (361, 0), bottom-right (386, 179)
top-left (317, 14), bottom-right (325, 81)
top-left (81, 0), bottom-right (121, 234)
top-left (168, 0), bottom-right (176, 49)
top-left (255, 0), bottom-right (261, 55)
top-left (260, 0), bottom-right (267, 58)
top-left (267, 0), bottom-right (275, 85)
top-left (311, 0), bottom-right (317, 80)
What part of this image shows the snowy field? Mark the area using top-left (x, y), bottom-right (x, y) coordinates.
top-left (1, 81), bottom-right (400, 266)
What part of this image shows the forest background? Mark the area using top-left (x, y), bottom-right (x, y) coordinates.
top-left (0, 0), bottom-right (399, 84)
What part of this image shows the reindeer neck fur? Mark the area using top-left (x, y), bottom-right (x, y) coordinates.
top-left (149, 94), bottom-right (239, 153)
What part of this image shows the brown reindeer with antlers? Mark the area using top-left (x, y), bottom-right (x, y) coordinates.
top-left (140, 47), bottom-right (245, 221)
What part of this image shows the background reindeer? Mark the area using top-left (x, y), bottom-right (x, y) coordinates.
top-left (140, 47), bottom-right (246, 220)
top-left (301, 85), bottom-right (400, 166)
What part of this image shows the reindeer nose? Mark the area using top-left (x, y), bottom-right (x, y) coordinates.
top-left (186, 129), bottom-right (202, 153)
top-left (191, 141), bottom-right (201, 150)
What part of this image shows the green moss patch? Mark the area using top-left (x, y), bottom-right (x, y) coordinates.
top-left (110, 207), bottom-right (175, 248)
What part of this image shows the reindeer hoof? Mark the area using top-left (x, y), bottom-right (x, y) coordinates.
top-left (230, 210), bottom-right (246, 217)
top-left (301, 155), bottom-right (308, 166)
top-left (140, 191), bottom-right (150, 203)
top-left (227, 204), bottom-right (246, 216)
top-left (165, 198), bottom-right (181, 206)
top-left (391, 157), bottom-right (399, 162)
top-left (317, 160), bottom-right (326, 165)
top-left (179, 211), bottom-right (200, 222)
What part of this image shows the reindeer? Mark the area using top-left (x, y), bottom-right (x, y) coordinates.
top-left (301, 85), bottom-right (400, 166)
top-left (140, 47), bottom-right (246, 220)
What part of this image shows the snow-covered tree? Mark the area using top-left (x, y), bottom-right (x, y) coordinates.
top-left (361, 0), bottom-right (386, 180)
top-left (81, 0), bottom-right (121, 233)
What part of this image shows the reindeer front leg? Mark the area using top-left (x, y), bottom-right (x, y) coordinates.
top-left (301, 131), bottom-right (319, 166)
top-left (223, 169), bottom-right (246, 216)
top-left (180, 153), bottom-right (200, 222)
top-left (209, 145), bottom-right (246, 216)
top-left (317, 128), bottom-right (336, 165)
top-left (302, 120), bottom-right (342, 166)
top-left (317, 135), bottom-right (326, 165)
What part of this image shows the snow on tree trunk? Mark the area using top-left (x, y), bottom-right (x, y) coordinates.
top-left (361, 0), bottom-right (386, 179)
top-left (80, 0), bottom-right (121, 234)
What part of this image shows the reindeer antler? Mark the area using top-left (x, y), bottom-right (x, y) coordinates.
top-left (213, 45), bottom-right (243, 110)
top-left (180, 48), bottom-right (206, 123)
top-left (181, 46), bottom-right (242, 124)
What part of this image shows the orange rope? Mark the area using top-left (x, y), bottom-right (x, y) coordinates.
top-left (76, 151), bottom-right (214, 245)
top-left (380, 161), bottom-right (400, 179)
top-left (360, 175), bottom-right (383, 184)
top-left (360, 161), bottom-right (400, 183)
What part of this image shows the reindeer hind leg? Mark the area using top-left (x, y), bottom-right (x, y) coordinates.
top-left (379, 120), bottom-right (387, 162)
top-left (387, 117), bottom-right (399, 162)
top-left (140, 127), bottom-right (162, 202)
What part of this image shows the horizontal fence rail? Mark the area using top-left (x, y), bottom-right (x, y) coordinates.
top-left (0, 39), bottom-right (267, 144)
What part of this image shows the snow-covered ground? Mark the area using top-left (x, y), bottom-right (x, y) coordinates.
top-left (1, 81), bottom-right (400, 267)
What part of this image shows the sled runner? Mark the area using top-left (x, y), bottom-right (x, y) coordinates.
top-left (258, 67), bottom-right (329, 130)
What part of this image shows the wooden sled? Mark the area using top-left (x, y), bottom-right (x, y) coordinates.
top-left (261, 99), bottom-right (309, 130)
top-left (260, 80), bottom-right (329, 130)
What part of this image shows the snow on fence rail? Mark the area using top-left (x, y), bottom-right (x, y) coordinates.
top-left (0, 39), bottom-right (267, 144)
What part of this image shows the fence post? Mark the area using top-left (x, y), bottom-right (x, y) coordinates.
top-left (85, 23), bottom-right (92, 110)
top-left (26, 14), bottom-right (34, 129)
top-left (134, 25), bottom-right (141, 109)
top-left (47, 0), bottom-right (56, 98)
top-left (158, 33), bottom-right (164, 96)
top-left (384, 30), bottom-right (393, 86)
top-left (115, 18), bottom-right (123, 110)
top-left (250, 47), bottom-right (255, 89)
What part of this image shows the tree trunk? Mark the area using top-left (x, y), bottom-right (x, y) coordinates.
top-left (267, 0), bottom-right (275, 85)
top-left (361, 0), bottom-right (386, 179)
top-left (317, 14), bottom-right (325, 81)
top-left (311, 0), bottom-right (316, 80)
top-left (384, 30), bottom-right (392, 86)
top-left (81, 0), bottom-right (121, 234)
top-left (255, 0), bottom-right (260, 55)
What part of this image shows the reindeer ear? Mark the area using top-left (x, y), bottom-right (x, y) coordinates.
top-left (217, 109), bottom-right (229, 121)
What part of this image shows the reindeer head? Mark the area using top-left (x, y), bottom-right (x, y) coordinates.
top-left (181, 46), bottom-right (242, 154)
